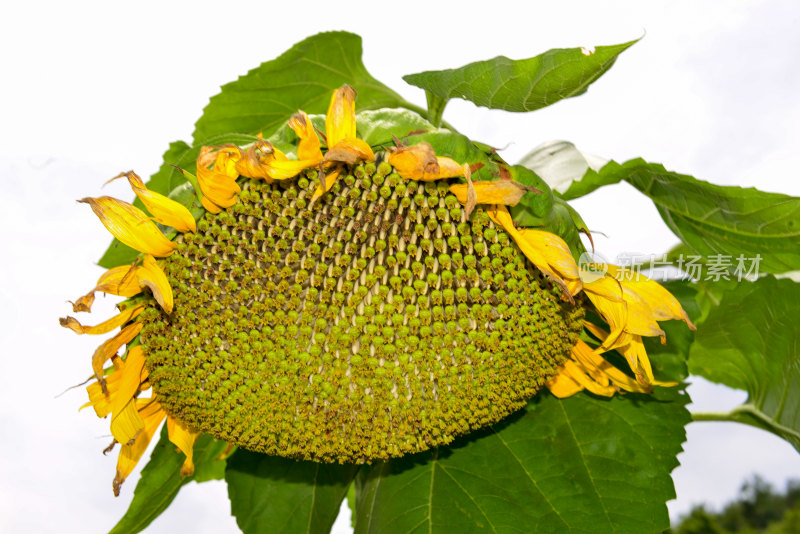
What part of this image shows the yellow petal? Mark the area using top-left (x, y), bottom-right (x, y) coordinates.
top-left (97, 264), bottom-right (144, 297)
top-left (569, 338), bottom-right (651, 393)
top-left (387, 142), bottom-right (464, 181)
top-left (606, 265), bottom-right (696, 331)
top-left (584, 324), bottom-right (678, 388)
top-left (487, 206), bottom-right (573, 299)
top-left (91, 322), bottom-right (143, 388)
top-left (326, 85), bottom-right (357, 147)
top-left (583, 275), bottom-right (628, 350)
top-left (110, 398), bottom-right (144, 446)
top-left (236, 140), bottom-right (319, 181)
top-left (60, 305), bottom-right (143, 335)
top-left (288, 111), bottom-right (323, 163)
top-left (197, 146), bottom-right (241, 209)
top-left (108, 346), bottom-right (148, 416)
top-left (518, 229), bottom-right (583, 296)
top-left (450, 179), bottom-right (532, 207)
top-left (546, 367), bottom-right (585, 398)
top-left (310, 168), bottom-right (342, 206)
top-left (113, 398), bottom-right (166, 496)
top-left (79, 197), bottom-right (177, 257)
top-left (111, 171), bottom-right (197, 233)
top-left (167, 416), bottom-right (199, 476)
top-left (138, 255), bottom-right (173, 314)
top-left (324, 138), bottom-right (375, 165)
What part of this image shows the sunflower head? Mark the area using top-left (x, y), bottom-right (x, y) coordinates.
top-left (62, 84), bottom-right (693, 492)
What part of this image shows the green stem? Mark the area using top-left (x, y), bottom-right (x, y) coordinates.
top-left (425, 91), bottom-right (448, 128)
top-left (692, 405), bottom-right (800, 442)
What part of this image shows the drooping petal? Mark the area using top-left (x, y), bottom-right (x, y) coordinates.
top-left (138, 255), bottom-right (173, 314)
top-left (236, 140), bottom-right (320, 181)
top-left (110, 398), bottom-right (144, 447)
top-left (91, 322), bottom-right (143, 387)
top-left (518, 229), bottom-right (583, 296)
top-left (110, 171), bottom-right (197, 233)
top-left (569, 339), bottom-right (651, 393)
top-left (96, 264), bottom-right (143, 297)
top-left (60, 305), bottom-right (143, 335)
top-left (583, 275), bottom-right (628, 350)
top-left (450, 179), bottom-right (533, 207)
top-left (606, 265), bottom-right (696, 330)
top-left (324, 137), bottom-right (374, 165)
top-left (325, 85), bottom-right (357, 147)
top-left (546, 340), bottom-right (652, 398)
top-left (487, 205), bottom-right (573, 298)
top-left (167, 416), bottom-right (199, 476)
top-left (288, 111), bottom-right (323, 163)
top-left (387, 142), bottom-right (464, 181)
top-left (584, 323), bottom-right (678, 388)
top-left (85, 346), bottom-right (149, 419)
top-left (197, 145), bottom-right (241, 210)
top-left (79, 197), bottom-right (177, 257)
top-left (113, 398), bottom-right (167, 496)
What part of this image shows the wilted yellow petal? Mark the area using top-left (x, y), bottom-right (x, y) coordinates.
top-left (288, 111), bottom-right (323, 163)
top-left (326, 85), bottom-right (357, 147)
top-left (110, 398), bottom-right (144, 446)
top-left (584, 324), bottom-right (678, 388)
top-left (197, 146), bottom-right (241, 209)
top-left (387, 142), bottom-right (464, 181)
top-left (108, 346), bottom-right (148, 416)
top-left (487, 206), bottom-right (573, 299)
top-left (79, 197), bottom-right (177, 257)
top-left (138, 255), bottom-right (173, 314)
top-left (570, 338), bottom-right (651, 393)
top-left (91, 322), bottom-right (143, 388)
top-left (111, 171), bottom-right (197, 233)
top-left (606, 265), bottom-right (696, 330)
top-left (113, 398), bottom-right (166, 496)
top-left (518, 229), bottom-right (583, 296)
top-left (97, 265), bottom-right (143, 297)
top-left (324, 138), bottom-right (375, 165)
top-left (583, 275), bottom-right (628, 350)
top-left (167, 416), bottom-right (199, 476)
top-left (310, 168), bottom-right (342, 206)
top-left (60, 305), bottom-right (143, 335)
top-left (236, 140), bottom-right (319, 181)
top-left (450, 180), bottom-right (533, 207)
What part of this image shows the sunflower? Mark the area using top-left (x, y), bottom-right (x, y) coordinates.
top-left (62, 85), bottom-right (694, 494)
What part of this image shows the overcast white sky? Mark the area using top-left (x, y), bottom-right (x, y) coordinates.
top-left (1, 1), bottom-right (799, 532)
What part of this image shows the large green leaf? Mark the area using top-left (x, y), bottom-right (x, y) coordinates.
top-left (193, 31), bottom-right (416, 144)
top-left (689, 276), bottom-right (800, 452)
top-left (354, 389), bottom-right (689, 534)
top-left (615, 159), bottom-right (800, 274)
top-left (402, 39), bottom-right (638, 115)
top-left (226, 450), bottom-right (358, 534)
top-left (109, 427), bottom-right (230, 534)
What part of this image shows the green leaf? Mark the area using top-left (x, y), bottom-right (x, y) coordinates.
top-left (689, 276), bottom-right (800, 451)
top-left (193, 31), bottom-right (417, 144)
top-left (355, 109), bottom-right (439, 147)
top-left (614, 159), bottom-right (800, 274)
top-left (354, 389), bottom-right (689, 534)
top-left (403, 39), bottom-right (638, 114)
top-left (226, 450), bottom-right (358, 534)
top-left (109, 427), bottom-right (230, 534)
